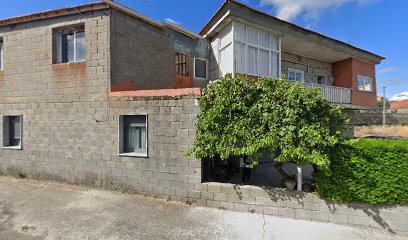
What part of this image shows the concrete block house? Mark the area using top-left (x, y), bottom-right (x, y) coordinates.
top-left (2, 0), bottom-right (401, 232)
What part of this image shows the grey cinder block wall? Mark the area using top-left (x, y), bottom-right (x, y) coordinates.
top-left (0, 5), bottom-right (407, 235)
top-left (0, 7), bottom-right (203, 202)
top-left (0, 10), bottom-right (112, 180)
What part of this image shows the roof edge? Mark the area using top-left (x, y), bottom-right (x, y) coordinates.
top-left (200, 0), bottom-right (385, 63)
top-left (0, 2), bottom-right (109, 28)
top-left (0, 0), bottom-right (165, 30)
top-left (101, 0), bottom-right (163, 29)
top-left (164, 20), bottom-right (202, 39)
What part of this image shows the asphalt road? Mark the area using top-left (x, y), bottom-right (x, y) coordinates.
top-left (0, 176), bottom-right (403, 240)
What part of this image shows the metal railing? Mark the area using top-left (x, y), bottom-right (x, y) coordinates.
top-left (304, 82), bottom-right (352, 104)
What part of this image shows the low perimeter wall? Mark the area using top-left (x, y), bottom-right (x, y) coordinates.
top-left (198, 182), bottom-right (408, 235)
top-left (351, 112), bottom-right (408, 125)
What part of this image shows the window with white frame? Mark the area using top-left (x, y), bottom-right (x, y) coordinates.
top-left (54, 25), bottom-right (85, 63)
top-left (2, 115), bottom-right (22, 149)
top-left (234, 22), bottom-right (280, 78)
top-left (288, 68), bottom-right (304, 82)
top-left (119, 115), bottom-right (148, 156)
top-left (357, 75), bottom-right (372, 92)
top-left (0, 39), bottom-right (3, 70)
top-left (194, 58), bottom-right (208, 79)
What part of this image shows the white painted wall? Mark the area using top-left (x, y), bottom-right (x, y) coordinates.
top-left (218, 23), bottom-right (233, 77)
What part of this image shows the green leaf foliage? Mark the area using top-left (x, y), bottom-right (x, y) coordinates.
top-left (188, 75), bottom-right (347, 168)
top-left (315, 139), bottom-right (408, 204)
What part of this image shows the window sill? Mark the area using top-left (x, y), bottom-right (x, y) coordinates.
top-left (357, 90), bottom-right (373, 93)
top-left (119, 153), bottom-right (148, 158)
top-left (2, 146), bottom-right (22, 150)
top-left (53, 60), bottom-right (86, 65)
top-left (194, 77), bottom-right (208, 81)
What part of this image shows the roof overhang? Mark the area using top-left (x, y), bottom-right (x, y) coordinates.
top-left (0, 0), bottom-right (164, 30)
top-left (201, 0), bottom-right (385, 65)
top-left (0, 2), bottom-right (110, 28)
top-left (164, 20), bottom-right (203, 39)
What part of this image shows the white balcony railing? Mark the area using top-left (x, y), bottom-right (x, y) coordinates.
top-left (304, 83), bottom-right (352, 104)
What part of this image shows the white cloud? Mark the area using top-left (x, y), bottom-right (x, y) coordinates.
top-left (378, 67), bottom-right (397, 74)
top-left (165, 18), bottom-right (181, 25)
top-left (259, 0), bottom-right (377, 21)
top-left (390, 91), bottom-right (408, 101)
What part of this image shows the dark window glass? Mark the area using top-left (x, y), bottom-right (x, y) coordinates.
top-left (0, 41), bottom-right (3, 70)
top-left (195, 58), bottom-right (207, 79)
top-left (9, 116), bottom-right (21, 147)
top-left (76, 31), bottom-right (85, 61)
top-left (58, 27), bottom-right (85, 63)
top-left (3, 116), bottom-right (21, 147)
top-left (123, 115), bottom-right (147, 154)
top-left (61, 33), bottom-right (75, 63)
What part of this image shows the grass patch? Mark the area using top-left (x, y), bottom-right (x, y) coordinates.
top-left (15, 171), bottom-right (25, 179)
top-left (355, 125), bottom-right (408, 138)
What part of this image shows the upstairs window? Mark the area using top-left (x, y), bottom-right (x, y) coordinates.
top-left (176, 53), bottom-right (189, 76)
top-left (0, 39), bottom-right (3, 70)
top-left (358, 75), bottom-right (372, 92)
top-left (2, 115), bottom-right (22, 149)
top-left (233, 22), bottom-right (280, 78)
top-left (288, 68), bottom-right (304, 82)
top-left (119, 115), bottom-right (148, 157)
top-left (194, 58), bottom-right (208, 79)
top-left (55, 26), bottom-right (85, 63)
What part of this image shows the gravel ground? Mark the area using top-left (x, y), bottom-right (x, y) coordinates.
top-left (0, 176), bottom-right (404, 240)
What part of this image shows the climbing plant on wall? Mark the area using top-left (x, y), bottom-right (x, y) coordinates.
top-left (188, 74), bottom-right (347, 168)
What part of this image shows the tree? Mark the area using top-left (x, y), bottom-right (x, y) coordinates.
top-left (188, 75), bottom-right (347, 169)
top-left (376, 97), bottom-right (390, 112)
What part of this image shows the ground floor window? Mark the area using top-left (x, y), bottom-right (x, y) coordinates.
top-left (2, 115), bottom-right (22, 149)
top-left (119, 115), bottom-right (148, 157)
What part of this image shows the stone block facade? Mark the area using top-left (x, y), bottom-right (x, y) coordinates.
top-left (110, 10), bottom-right (175, 91)
top-left (0, 2), bottom-right (404, 236)
top-left (105, 96), bottom-right (202, 201)
top-left (198, 183), bottom-right (408, 235)
top-left (281, 51), bottom-right (333, 84)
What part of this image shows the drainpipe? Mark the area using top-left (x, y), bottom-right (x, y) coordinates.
top-left (297, 166), bottom-right (302, 192)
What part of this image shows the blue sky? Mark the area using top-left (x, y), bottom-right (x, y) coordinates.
top-left (1, 0), bottom-right (407, 99)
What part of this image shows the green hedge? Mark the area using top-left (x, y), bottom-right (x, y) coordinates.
top-left (315, 139), bottom-right (408, 204)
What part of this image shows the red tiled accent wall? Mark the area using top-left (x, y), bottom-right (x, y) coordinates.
top-left (333, 58), bottom-right (377, 108)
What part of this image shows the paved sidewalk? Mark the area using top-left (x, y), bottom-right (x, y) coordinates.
top-left (0, 177), bottom-right (403, 240)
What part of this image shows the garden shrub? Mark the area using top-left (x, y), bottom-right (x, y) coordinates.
top-left (188, 75), bottom-right (347, 168)
top-left (315, 138), bottom-right (408, 204)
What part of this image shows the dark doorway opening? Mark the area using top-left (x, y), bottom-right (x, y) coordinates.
top-left (202, 155), bottom-right (314, 189)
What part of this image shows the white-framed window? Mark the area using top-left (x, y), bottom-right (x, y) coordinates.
top-left (288, 68), bottom-right (304, 82)
top-left (0, 39), bottom-right (3, 70)
top-left (54, 25), bottom-right (85, 64)
top-left (119, 115), bottom-right (148, 157)
top-left (233, 21), bottom-right (281, 78)
top-left (2, 115), bottom-right (22, 150)
top-left (357, 75), bottom-right (373, 92)
top-left (194, 58), bottom-right (208, 80)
